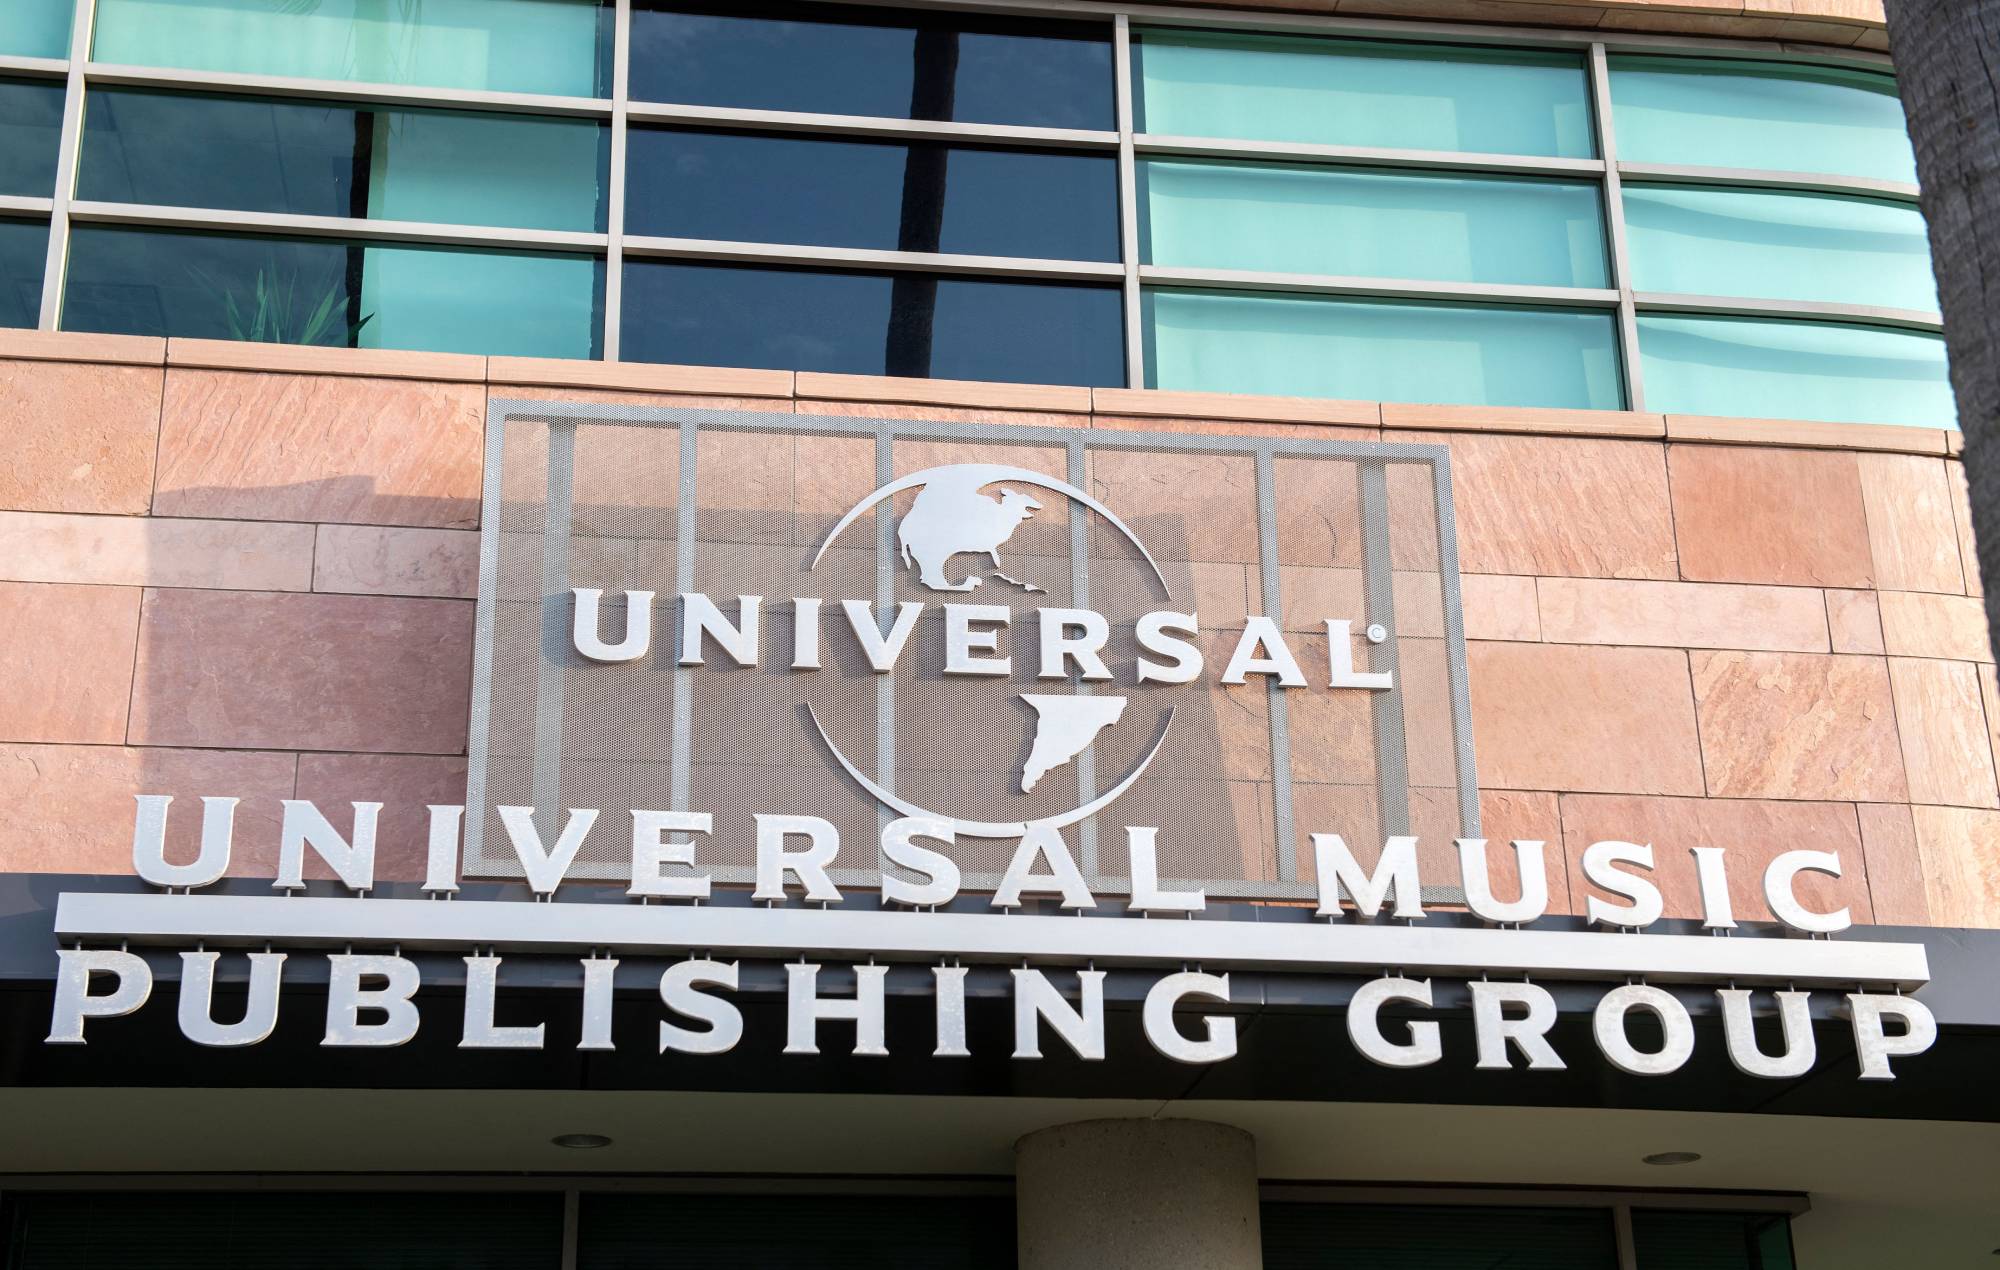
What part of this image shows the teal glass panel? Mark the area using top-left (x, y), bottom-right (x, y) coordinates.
top-left (0, 78), bottom-right (65, 197)
top-left (1632, 1209), bottom-right (1796, 1270)
top-left (1142, 159), bottom-right (1608, 287)
top-left (1609, 56), bottom-right (1914, 184)
top-left (0, 219), bottom-right (48, 328)
top-left (62, 226), bottom-right (601, 359)
top-left (1624, 184), bottom-right (1935, 311)
top-left (365, 110), bottom-right (603, 230)
top-left (1639, 314), bottom-right (1953, 428)
top-left (1147, 289), bottom-right (1622, 409)
top-left (92, 0), bottom-right (611, 97)
top-left (1134, 30), bottom-right (1594, 158)
top-left (0, 0), bottom-right (71, 58)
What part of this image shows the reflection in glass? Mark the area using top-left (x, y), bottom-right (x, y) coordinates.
top-left (629, 1), bottom-right (1112, 129)
top-left (1609, 57), bottom-right (1915, 184)
top-left (1146, 289), bottom-right (1622, 409)
top-left (64, 226), bottom-right (601, 359)
top-left (92, 0), bottom-right (613, 97)
top-left (0, 78), bottom-right (64, 197)
top-left (1638, 314), bottom-right (1952, 429)
top-left (1624, 184), bottom-right (1934, 311)
top-left (1142, 159), bottom-right (1608, 287)
top-left (0, 0), bottom-right (71, 58)
top-left (622, 261), bottom-right (1124, 386)
top-left (1135, 30), bottom-right (1595, 158)
top-left (0, 219), bottom-right (48, 328)
top-left (627, 129), bottom-right (1117, 260)
top-left (80, 88), bottom-right (607, 232)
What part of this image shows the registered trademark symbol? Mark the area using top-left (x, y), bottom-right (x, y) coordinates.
top-left (1366, 624), bottom-right (1388, 644)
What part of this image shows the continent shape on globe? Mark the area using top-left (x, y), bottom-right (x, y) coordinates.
top-left (1019, 695), bottom-right (1128, 793)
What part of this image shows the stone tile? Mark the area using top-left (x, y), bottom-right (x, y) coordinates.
top-left (294, 753), bottom-right (469, 884)
top-left (1477, 789), bottom-right (1571, 914)
top-left (1946, 460), bottom-right (1980, 596)
top-left (0, 743), bottom-right (296, 876)
top-left (1385, 432), bottom-right (1676, 579)
top-left (795, 398), bottom-right (1089, 430)
top-left (1889, 657), bottom-right (2000, 809)
top-left (0, 582), bottom-right (139, 744)
top-left (155, 369), bottom-right (484, 529)
top-left (803, 372), bottom-right (1088, 413)
top-left (167, 337), bottom-right (484, 382)
top-left (1094, 415), bottom-right (1374, 442)
top-left (1094, 387), bottom-right (1378, 427)
top-left (1856, 803), bottom-right (1930, 925)
top-left (1558, 794), bottom-right (1872, 925)
top-left (1877, 591), bottom-right (1992, 663)
top-left (1690, 651), bottom-right (1906, 802)
top-left (129, 589), bottom-right (473, 755)
top-left (1538, 578), bottom-right (1828, 652)
top-left (0, 511), bottom-right (314, 591)
top-left (1981, 665), bottom-right (2000, 785)
top-left (314, 525), bottom-right (478, 599)
top-left (1469, 642), bottom-right (1703, 795)
top-left (1664, 414), bottom-right (1946, 455)
top-left (1461, 575), bottom-right (1539, 642)
top-left (0, 359), bottom-right (161, 515)
top-left (1668, 445), bottom-right (1873, 587)
top-left (493, 384), bottom-right (789, 413)
top-left (1911, 804), bottom-right (2000, 928)
top-left (0, 329), bottom-right (165, 365)
top-left (1826, 589), bottom-right (1885, 655)
top-left (1088, 449), bottom-right (1260, 565)
top-left (492, 356), bottom-right (791, 399)
top-left (1380, 402), bottom-right (1664, 439)
top-left (1858, 453), bottom-right (1965, 595)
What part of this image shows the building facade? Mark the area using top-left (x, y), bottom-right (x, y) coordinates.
top-left (0, 0), bottom-right (1996, 1267)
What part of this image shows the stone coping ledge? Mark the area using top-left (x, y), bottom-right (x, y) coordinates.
top-left (0, 330), bottom-right (1955, 458)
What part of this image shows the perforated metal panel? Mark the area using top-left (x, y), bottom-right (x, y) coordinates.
top-left (466, 402), bottom-right (1479, 900)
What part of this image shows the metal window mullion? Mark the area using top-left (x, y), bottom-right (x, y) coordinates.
top-left (1613, 1202), bottom-right (1640, 1270)
top-left (1114, 14), bottom-right (1144, 390)
top-left (1617, 161), bottom-right (1919, 203)
top-left (65, 201), bottom-right (607, 251)
top-left (623, 235), bottom-right (1122, 280)
top-left (604, 0), bottom-right (631, 361)
top-left (1138, 265), bottom-right (1619, 308)
top-left (624, 98), bottom-right (1117, 150)
top-left (1134, 133), bottom-right (1607, 180)
top-left (0, 196), bottom-right (54, 216)
top-left (82, 62), bottom-right (613, 118)
top-left (36, 0), bottom-right (93, 330)
top-left (1634, 291), bottom-right (1944, 332)
top-left (1589, 42), bottom-right (1646, 412)
top-left (0, 54), bottom-right (67, 79)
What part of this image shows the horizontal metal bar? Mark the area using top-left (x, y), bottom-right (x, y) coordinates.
top-left (66, 201), bottom-right (608, 252)
top-left (55, 892), bottom-right (1931, 988)
top-left (0, 195), bottom-right (55, 217)
top-left (1634, 291), bottom-right (1944, 332)
top-left (0, 54), bottom-right (67, 79)
top-left (1257, 1185), bottom-right (1810, 1215)
top-left (82, 63), bottom-right (614, 118)
top-left (1136, 134), bottom-right (1607, 179)
top-left (623, 235), bottom-right (1124, 280)
top-left (1618, 162), bottom-right (1920, 202)
top-left (626, 100), bottom-right (1119, 150)
top-left (1140, 265), bottom-right (1622, 308)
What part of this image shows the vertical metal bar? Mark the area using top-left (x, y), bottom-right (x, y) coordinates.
top-left (462, 403), bottom-right (515, 871)
top-left (532, 423), bottom-right (578, 837)
top-left (1432, 452), bottom-right (1481, 842)
top-left (560, 1190), bottom-right (581, 1270)
top-left (37, 0), bottom-right (94, 330)
top-left (602, 0), bottom-right (631, 361)
top-left (1068, 439), bottom-right (1099, 878)
top-left (670, 421), bottom-right (697, 818)
top-left (1358, 461), bottom-right (1410, 838)
top-left (1255, 449), bottom-right (1297, 882)
top-left (875, 426), bottom-right (897, 843)
top-left (1589, 42), bottom-right (1646, 412)
top-left (1613, 1202), bottom-right (1640, 1270)
top-left (1113, 15), bottom-right (1144, 390)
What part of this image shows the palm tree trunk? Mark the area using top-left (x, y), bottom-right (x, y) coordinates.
top-left (1889, 0), bottom-right (2000, 655)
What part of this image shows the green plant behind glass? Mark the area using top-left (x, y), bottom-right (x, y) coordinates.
top-left (189, 257), bottom-right (375, 347)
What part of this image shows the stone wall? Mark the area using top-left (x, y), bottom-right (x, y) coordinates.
top-left (1, 329), bottom-right (1991, 926)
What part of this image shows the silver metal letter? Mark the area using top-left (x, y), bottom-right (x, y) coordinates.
top-left (132, 794), bottom-right (235, 890)
top-left (1764, 850), bottom-right (1852, 933)
top-left (934, 965), bottom-right (970, 1057)
top-left (46, 949), bottom-right (152, 1044)
top-left (678, 593), bottom-right (761, 667)
top-left (784, 962), bottom-right (889, 1056)
top-left (628, 809), bottom-right (712, 899)
top-left (1847, 992), bottom-right (1937, 1080)
top-left (1470, 980), bottom-right (1565, 1070)
top-left (1692, 846), bottom-right (1736, 930)
top-left (882, 818), bottom-right (961, 908)
top-left (572, 588), bottom-right (654, 662)
top-left (461, 955), bottom-right (544, 1050)
top-left (579, 957), bottom-right (619, 1051)
top-left (496, 805), bottom-right (599, 895)
top-left (1313, 834), bottom-right (1424, 920)
top-left (323, 954), bottom-right (420, 1047)
top-left (1036, 607), bottom-right (1113, 681)
top-left (1456, 839), bottom-right (1549, 925)
top-left (841, 600), bottom-right (924, 673)
top-left (1717, 988), bottom-right (1814, 1079)
top-left (1127, 827), bottom-right (1204, 913)
top-left (1011, 968), bottom-right (1106, 1060)
top-left (1592, 984), bottom-right (1694, 1076)
top-left (943, 603), bottom-right (1010, 676)
top-left (1348, 976), bottom-right (1442, 1069)
top-left (992, 824), bottom-right (1095, 910)
top-left (659, 959), bottom-right (741, 1054)
top-left (1324, 619), bottom-right (1393, 690)
top-left (275, 800), bottom-right (380, 893)
top-left (177, 951), bottom-right (284, 1047)
top-left (1135, 611), bottom-right (1202, 685)
top-left (791, 597), bottom-right (822, 670)
top-left (1220, 616), bottom-right (1307, 686)
top-left (753, 814), bottom-right (843, 902)
top-left (1582, 841), bottom-right (1663, 929)
top-left (1142, 971), bottom-right (1235, 1064)
top-left (423, 804), bottom-right (463, 894)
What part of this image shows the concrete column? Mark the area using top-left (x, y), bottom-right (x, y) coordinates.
top-left (1014, 1118), bottom-right (1261, 1270)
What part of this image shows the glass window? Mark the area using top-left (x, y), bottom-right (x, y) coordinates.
top-left (1134, 31), bottom-right (1595, 158)
top-left (1639, 313), bottom-right (1953, 428)
top-left (0, 0), bottom-right (71, 58)
top-left (1147, 289), bottom-right (1622, 409)
top-left (1632, 1209), bottom-right (1796, 1270)
top-left (1142, 159), bottom-right (1607, 288)
top-left (91, 0), bottom-right (613, 98)
top-left (0, 219), bottom-right (47, 328)
top-left (627, 129), bottom-right (1117, 260)
top-left (1623, 184), bottom-right (1934, 312)
top-left (578, 1193), bottom-right (1017, 1269)
top-left (63, 226), bottom-right (602, 359)
top-left (1609, 57), bottom-right (1915, 184)
top-left (0, 78), bottom-right (65, 197)
top-left (622, 260), bottom-right (1124, 385)
top-left (1262, 1203), bottom-right (1621, 1268)
top-left (80, 88), bottom-right (607, 232)
top-left (630, 2), bottom-right (1113, 130)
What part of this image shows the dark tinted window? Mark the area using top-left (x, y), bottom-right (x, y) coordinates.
top-left (0, 218), bottom-right (46, 327)
top-left (629, 1), bottom-right (1113, 129)
top-left (578, 1193), bottom-right (1017, 1269)
top-left (1632, 1209), bottom-right (1796, 1270)
top-left (1262, 1203), bottom-right (1621, 1269)
top-left (622, 260), bottom-right (1124, 385)
top-left (0, 77), bottom-right (64, 197)
top-left (627, 128), bottom-right (1118, 260)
